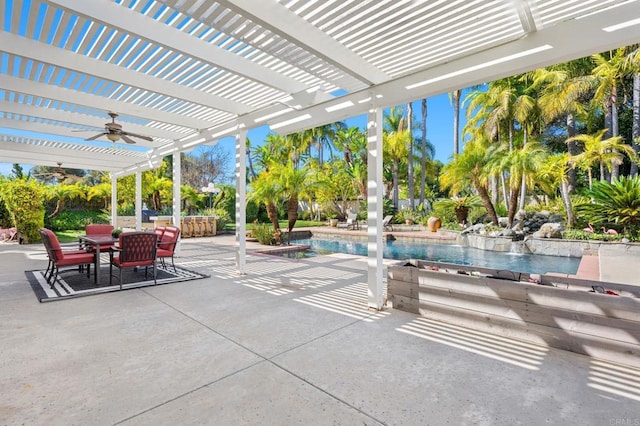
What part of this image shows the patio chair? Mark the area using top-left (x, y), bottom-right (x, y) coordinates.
top-left (85, 224), bottom-right (115, 251)
top-left (109, 232), bottom-right (157, 289)
top-left (382, 215), bottom-right (393, 231)
top-left (157, 226), bottom-right (180, 272)
top-left (38, 228), bottom-right (96, 288)
top-left (153, 226), bottom-right (166, 242)
top-left (346, 213), bottom-right (360, 230)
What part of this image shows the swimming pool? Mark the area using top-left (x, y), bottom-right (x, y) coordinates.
top-left (288, 236), bottom-right (580, 275)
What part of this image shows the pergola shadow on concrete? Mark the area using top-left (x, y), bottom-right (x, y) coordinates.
top-left (2, 1), bottom-right (640, 308)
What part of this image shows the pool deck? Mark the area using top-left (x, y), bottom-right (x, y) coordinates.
top-left (2, 236), bottom-right (640, 424)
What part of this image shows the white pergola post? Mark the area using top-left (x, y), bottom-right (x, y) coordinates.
top-left (135, 171), bottom-right (142, 230)
top-left (367, 104), bottom-right (385, 310)
top-left (111, 174), bottom-right (117, 228)
top-left (235, 125), bottom-right (247, 274)
top-left (173, 151), bottom-right (182, 255)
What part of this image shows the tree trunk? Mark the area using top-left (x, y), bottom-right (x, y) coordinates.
top-left (48, 199), bottom-right (63, 219)
top-left (611, 85), bottom-right (620, 181)
top-left (507, 187), bottom-right (520, 228)
top-left (490, 175), bottom-right (498, 205)
top-left (518, 128), bottom-right (528, 211)
top-left (266, 202), bottom-right (279, 232)
top-left (566, 113), bottom-right (578, 192)
top-left (500, 173), bottom-right (509, 211)
top-left (407, 102), bottom-right (414, 209)
top-left (560, 180), bottom-right (575, 228)
top-left (420, 98), bottom-right (427, 205)
top-left (631, 74), bottom-right (640, 177)
top-left (393, 159), bottom-right (399, 210)
top-left (453, 89), bottom-right (461, 155)
top-left (475, 184), bottom-right (499, 225)
top-left (287, 196), bottom-right (298, 243)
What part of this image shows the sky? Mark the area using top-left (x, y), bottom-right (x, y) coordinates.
top-left (0, 91), bottom-right (467, 178)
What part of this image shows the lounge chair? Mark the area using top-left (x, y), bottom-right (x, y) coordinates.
top-left (382, 215), bottom-right (393, 231)
top-left (346, 213), bottom-right (360, 230)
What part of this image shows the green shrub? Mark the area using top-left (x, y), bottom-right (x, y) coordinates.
top-left (0, 179), bottom-right (45, 243)
top-left (45, 210), bottom-right (110, 231)
top-left (251, 222), bottom-right (277, 245)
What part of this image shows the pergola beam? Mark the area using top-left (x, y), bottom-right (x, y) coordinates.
top-left (0, 75), bottom-right (214, 131)
top-left (0, 32), bottom-right (249, 115)
top-left (46, 0), bottom-right (306, 95)
top-left (0, 101), bottom-right (186, 142)
top-left (215, 0), bottom-right (390, 86)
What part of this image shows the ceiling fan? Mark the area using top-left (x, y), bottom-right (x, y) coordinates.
top-left (84, 112), bottom-right (153, 144)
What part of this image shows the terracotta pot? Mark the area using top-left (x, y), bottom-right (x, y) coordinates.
top-left (427, 216), bottom-right (441, 232)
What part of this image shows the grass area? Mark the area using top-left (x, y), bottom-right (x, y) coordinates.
top-left (54, 229), bottom-right (84, 243)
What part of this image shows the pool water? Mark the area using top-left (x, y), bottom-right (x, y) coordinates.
top-left (288, 237), bottom-right (580, 275)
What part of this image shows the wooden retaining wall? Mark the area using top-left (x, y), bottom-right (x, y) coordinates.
top-left (388, 260), bottom-right (640, 368)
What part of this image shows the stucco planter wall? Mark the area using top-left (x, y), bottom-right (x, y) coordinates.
top-left (388, 259), bottom-right (640, 368)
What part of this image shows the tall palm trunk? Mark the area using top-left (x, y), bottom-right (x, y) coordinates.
top-left (611, 85), bottom-right (620, 181)
top-left (407, 102), bottom-right (414, 209)
top-left (566, 113), bottom-right (578, 192)
top-left (475, 185), bottom-right (499, 225)
top-left (420, 98), bottom-right (427, 205)
top-left (287, 196), bottom-right (298, 243)
top-left (453, 89), bottom-right (461, 155)
top-left (507, 187), bottom-right (520, 228)
top-left (560, 180), bottom-right (575, 227)
top-left (632, 74), bottom-right (640, 177)
top-left (518, 128), bottom-right (528, 211)
top-left (393, 159), bottom-right (399, 209)
top-left (266, 202), bottom-right (279, 232)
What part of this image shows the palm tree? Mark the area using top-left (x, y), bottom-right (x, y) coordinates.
top-left (420, 98), bottom-right (428, 205)
top-left (493, 141), bottom-right (548, 227)
top-left (46, 183), bottom-right (86, 219)
top-left (592, 49), bottom-right (627, 180)
top-left (383, 107), bottom-right (410, 209)
top-left (568, 129), bottom-right (635, 188)
top-left (450, 89), bottom-right (462, 155)
top-left (537, 153), bottom-right (575, 227)
top-left (624, 46), bottom-right (640, 176)
top-left (440, 138), bottom-right (499, 225)
top-left (87, 182), bottom-right (112, 210)
top-left (532, 61), bottom-right (594, 192)
top-left (248, 171), bottom-right (281, 232)
top-left (407, 102), bottom-right (415, 209)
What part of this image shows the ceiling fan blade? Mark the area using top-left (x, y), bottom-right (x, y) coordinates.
top-left (122, 131), bottom-right (153, 142)
top-left (85, 132), bottom-right (107, 141)
top-left (120, 134), bottom-right (137, 144)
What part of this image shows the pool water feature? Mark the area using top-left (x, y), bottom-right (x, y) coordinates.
top-left (287, 237), bottom-right (580, 275)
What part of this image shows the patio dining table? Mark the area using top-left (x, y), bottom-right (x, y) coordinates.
top-left (78, 235), bottom-right (118, 285)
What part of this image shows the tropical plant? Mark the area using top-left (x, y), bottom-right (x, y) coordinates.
top-left (568, 129), bottom-right (635, 187)
top-left (433, 195), bottom-right (483, 225)
top-left (439, 138), bottom-right (499, 225)
top-left (45, 183), bottom-right (86, 219)
top-left (575, 175), bottom-right (640, 237)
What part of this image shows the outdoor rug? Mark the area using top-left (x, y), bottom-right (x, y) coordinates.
top-left (26, 265), bottom-right (209, 302)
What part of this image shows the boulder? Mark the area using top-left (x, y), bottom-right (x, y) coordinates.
top-left (533, 222), bottom-right (564, 239)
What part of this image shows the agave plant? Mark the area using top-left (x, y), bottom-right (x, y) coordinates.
top-left (575, 176), bottom-right (640, 237)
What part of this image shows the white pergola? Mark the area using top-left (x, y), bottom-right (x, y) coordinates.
top-left (1, 0), bottom-right (639, 308)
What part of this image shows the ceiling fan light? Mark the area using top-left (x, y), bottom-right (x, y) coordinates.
top-left (106, 133), bottom-right (120, 142)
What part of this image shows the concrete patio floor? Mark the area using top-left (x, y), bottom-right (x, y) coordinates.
top-left (1, 236), bottom-right (639, 425)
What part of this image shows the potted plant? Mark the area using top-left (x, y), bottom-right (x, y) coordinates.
top-left (111, 228), bottom-right (123, 238)
top-left (396, 209), bottom-right (416, 226)
top-left (327, 212), bottom-right (339, 227)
